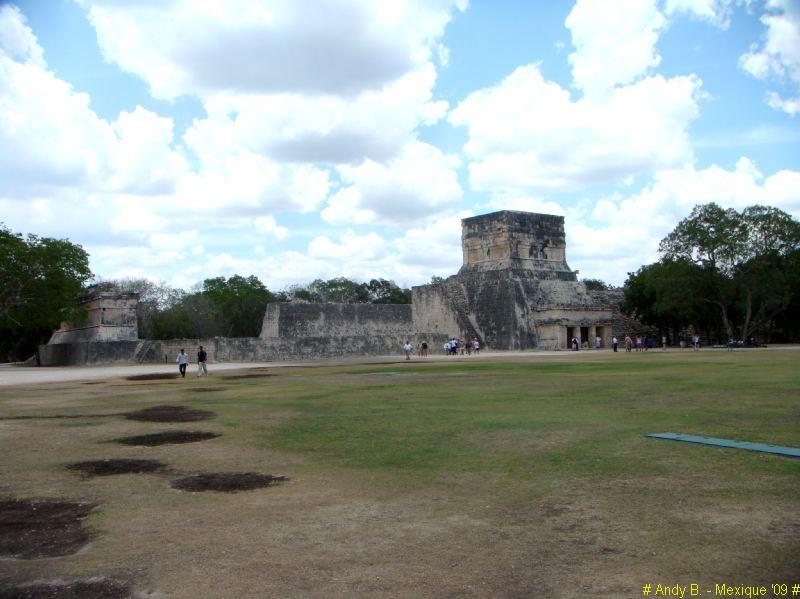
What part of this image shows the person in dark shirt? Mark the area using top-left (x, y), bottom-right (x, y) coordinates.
top-left (197, 345), bottom-right (208, 376)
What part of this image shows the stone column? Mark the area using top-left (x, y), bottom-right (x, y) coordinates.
top-left (589, 325), bottom-right (597, 348)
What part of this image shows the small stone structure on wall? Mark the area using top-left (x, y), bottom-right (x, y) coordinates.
top-left (47, 284), bottom-right (139, 344)
top-left (40, 210), bottom-right (623, 365)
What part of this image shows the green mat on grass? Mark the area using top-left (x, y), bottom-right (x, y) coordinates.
top-left (645, 433), bottom-right (800, 458)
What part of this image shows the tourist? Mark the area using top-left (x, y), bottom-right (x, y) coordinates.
top-left (572, 336), bottom-right (579, 351)
top-left (420, 340), bottom-right (428, 357)
top-left (635, 336), bottom-right (642, 352)
top-left (176, 349), bottom-right (189, 378)
top-left (197, 345), bottom-right (208, 376)
top-left (693, 334), bottom-right (700, 351)
top-left (612, 336), bottom-right (618, 352)
top-left (403, 340), bottom-right (413, 360)
top-left (662, 335), bottom-right (667, 351)
top-left (625, 336), bottom-right (632, 352)
top-left (595, 335), bottom-right (601, 350)
top-left (459, 339), bottom-right (466, 355)
top-left (473, 338), bottom-right (480, 354)
top-left (647, 336), bottom-right (654, 351)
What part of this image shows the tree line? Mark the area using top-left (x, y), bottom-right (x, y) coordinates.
top-left (0, 225), bottom-right (412, 362)
top-left (622, 203), bottom-right (800, 344)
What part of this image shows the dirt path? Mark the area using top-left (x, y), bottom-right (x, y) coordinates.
top-left (1, 345), bottom-right (796, 387)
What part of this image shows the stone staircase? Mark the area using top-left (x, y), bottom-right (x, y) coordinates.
top-left (445, 280), bottom-right (482, 342)
top-left (133, 340), bottom-right (157, 363)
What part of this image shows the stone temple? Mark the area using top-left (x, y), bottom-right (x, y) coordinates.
top-left (41, 210), bottom-right (623, 365)
top-left (412, 210), bottom-right (614, 350)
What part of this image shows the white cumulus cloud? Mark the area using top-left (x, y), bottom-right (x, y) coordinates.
top-left (739, 0), bottom-right (800, 115)
top-left (449, 64), bottom-right (701, 195)
top-left (663, 0), bottom-right (732, 28)
top-left (253, 215), bottom-right (289, 241)
top-left (565, 0), bottom-right (666, 97)
top-left (78, 0), bottom-right (466, 100)
top-left (321, 141), bottom-right (462, 226)
top-left (186, 63), bottom-right (448, 165)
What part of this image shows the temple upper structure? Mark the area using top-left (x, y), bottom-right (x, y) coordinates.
top-left (460, 211), bottom-right (574, 278)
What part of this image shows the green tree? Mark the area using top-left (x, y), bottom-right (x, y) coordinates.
top-left (149, 292), bottom-right (216, 339)
top-left (658, 203), bottom-right (800, 341)
top-left (582, 278), bottom-right (611, 291)
top-left (202, 275), bottom-right (275, 337)
top-left (306, 277), bottom-right (370, 303)
top-left (0, 225), bottom-right (92, 361)
top-left (366, 278), bottom-right (412, 304)
top-left (622, 258), bottom-right (719, 341)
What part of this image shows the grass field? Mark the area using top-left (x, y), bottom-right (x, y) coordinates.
top-left (1, 349), bottom-right (798, 597)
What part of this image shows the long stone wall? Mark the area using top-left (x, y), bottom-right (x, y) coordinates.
top-left (261, 302), bottom-right (414, 339)
top-left (38, 340), bottom-right (142, 366)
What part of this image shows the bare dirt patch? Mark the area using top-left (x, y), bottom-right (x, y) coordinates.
top-left (0, 413), bottom-right (127, 421)
top-left (125, 405), bottom-right (214, 422)
top-left (124, 373), bottom-right (178, 381)
top-left (114, 431), bottom-right (220, 446)
top-left (0, 578), bottom-right (130, 598)
top-left (0, 499), bottom-right (97, 559)
top-left (170, 473), bottom-right (288, 493)
top-left (66, 459), bottom-right (167, 477)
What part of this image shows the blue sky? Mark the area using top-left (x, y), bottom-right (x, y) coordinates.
top-left (1, 0), bottom-right (799, 290)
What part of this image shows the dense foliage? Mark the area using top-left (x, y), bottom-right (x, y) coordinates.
top-left (0, 225), bottom-right (92, 361)
top-left (104, 275), bottom-right (411, 341)
top-left (581, 278), bottom-right (611, 291)
top-left (623, 203), bottom-right (800, 343)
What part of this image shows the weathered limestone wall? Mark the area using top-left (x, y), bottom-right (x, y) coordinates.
top-left (136, 333), bottom-right (440, 365)
top-left (38, 340), bottom-right (142, 366)
top-left (410, 284), bottom-right (462, 338)
top-left (260, 302), bottom-right (414, 339)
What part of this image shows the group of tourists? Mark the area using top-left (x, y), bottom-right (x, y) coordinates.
top-left (623, 335), bottom-right (657, 352)
top-left (402, 338), bottom-right (481, 359)
top-left (443, 337), bottom-right (480, 356)
top-left (570, 335), bottom-right (605, 351)
top-left (175, 346), bottom-right (208, 377)
top-left (620, 334), bottom-right (703, 352)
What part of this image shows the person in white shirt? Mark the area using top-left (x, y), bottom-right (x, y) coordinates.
top-left (176, 349), bottom-right (189, 378)
top-left (403, 341), bottom-right (413, 360)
